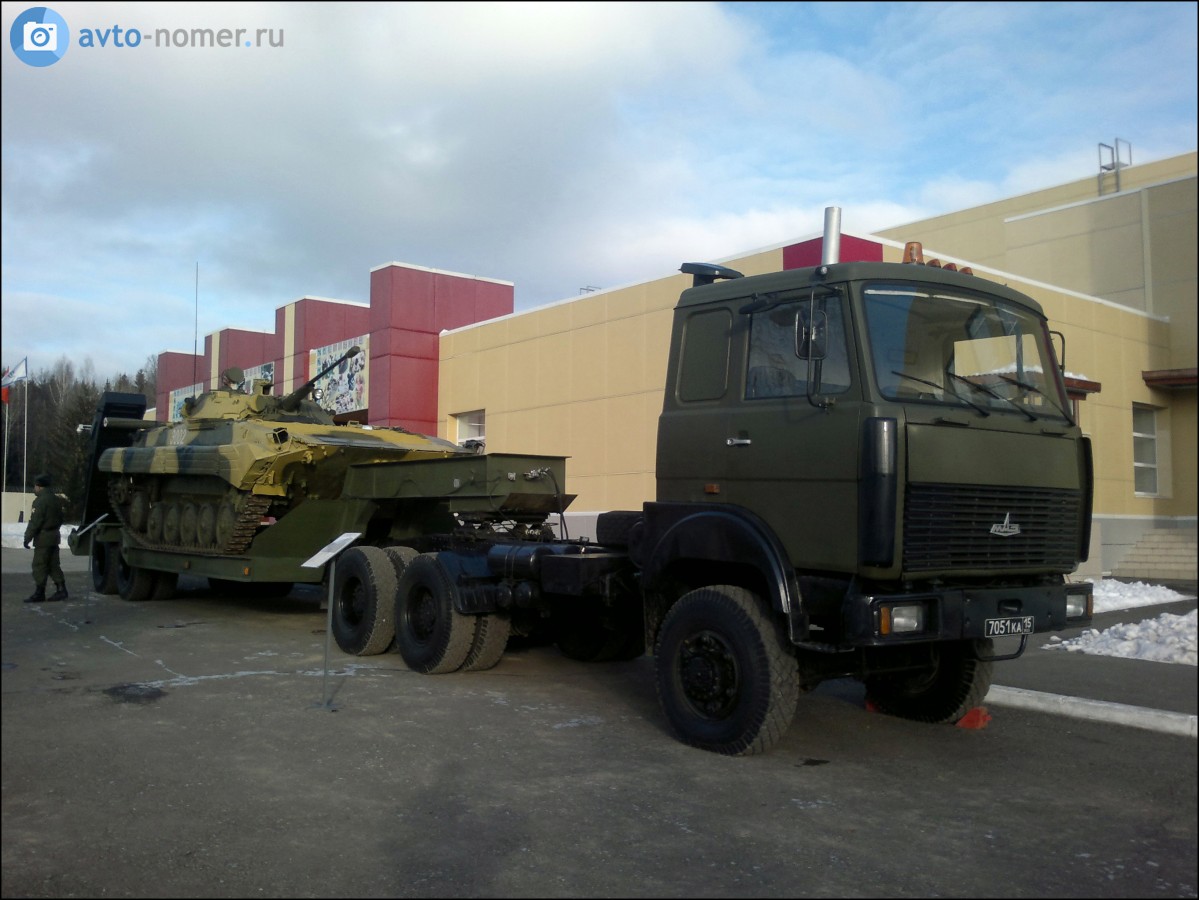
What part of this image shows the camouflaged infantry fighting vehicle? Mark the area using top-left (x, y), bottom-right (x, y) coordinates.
top-left (70, 346), bottom-right (572, 617)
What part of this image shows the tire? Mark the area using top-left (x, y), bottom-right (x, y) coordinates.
top-left (595, 511), bottom-right (642, 547)
top-left (150, 571), bottom-right (179, 601)
top-left (864, 639), bottom-right (994, 724)
top-left (384, 545), bottom-right (419, 581)
top-left (331, 546), bottom-right (398, 656)
top-left (393, 553), bottom-right (474, 674)
top-left (91, 541), bottom-right (119, 595)
top-left (461, 613), bottom-right (511, 672)
top-left (555, 599), bottom-right (645, 662)
top-left (654, 585), bottom-right (799, 756)
top-left (115, 552), bottom-right (158, 602)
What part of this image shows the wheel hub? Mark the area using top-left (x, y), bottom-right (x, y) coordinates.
top-left (679, 630), bottom-right (738, 719)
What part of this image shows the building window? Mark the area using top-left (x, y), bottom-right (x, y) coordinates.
top-left (453, 410), bottom-right (486, 453)
top-left (1132, 405), bottom-right (1158, 495)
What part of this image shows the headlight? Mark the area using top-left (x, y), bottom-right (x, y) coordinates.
top-left (1065, 585), bottom-right (1093, 619)
top-left (880, 602), bottom-right (926, 635)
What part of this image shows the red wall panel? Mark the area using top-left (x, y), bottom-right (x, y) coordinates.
top-left (783, 235), bottom-right (883, 269)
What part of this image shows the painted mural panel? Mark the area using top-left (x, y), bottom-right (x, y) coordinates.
top-left (310, 335), bottom-right (369, 414)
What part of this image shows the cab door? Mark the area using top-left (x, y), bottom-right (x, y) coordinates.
top-left (721, 290), bottom-right (863, 573)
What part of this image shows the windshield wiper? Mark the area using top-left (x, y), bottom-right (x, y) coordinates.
top-left (891, 370), bottom-right (989, 417)
top-left (947, 372), bottom-right (1036, 421)
top-left (993, 373), bottom-right (1074, 425)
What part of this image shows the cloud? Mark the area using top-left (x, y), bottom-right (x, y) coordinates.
top-left (1, 1), bottom-right (1196, 379)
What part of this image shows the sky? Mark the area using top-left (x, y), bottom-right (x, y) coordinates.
top-left (1, 1), bottom-right (1197, 381)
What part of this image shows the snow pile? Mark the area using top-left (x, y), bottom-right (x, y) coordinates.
top-left (1041, 579), bottom-right (1197, 666)
top-left (1044, 609), bottom-right (1198, 666)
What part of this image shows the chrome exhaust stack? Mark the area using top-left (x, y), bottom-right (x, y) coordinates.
top-left (822, 206), bottom-right (842, 266)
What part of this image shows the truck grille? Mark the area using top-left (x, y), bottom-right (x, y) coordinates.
top-left (903, 483), bottom-right (1082, 573)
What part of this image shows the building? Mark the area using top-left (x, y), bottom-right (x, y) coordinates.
top-left (158, 150), bottom-right (1198, 581)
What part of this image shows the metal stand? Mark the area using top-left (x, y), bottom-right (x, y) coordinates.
top-left (302, 532), bottom-right (361, 711)
top-left (315, 557), bottom-right (340, 710)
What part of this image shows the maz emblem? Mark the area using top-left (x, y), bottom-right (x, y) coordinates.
top-left (989, 513), bottom-right (1021, 537)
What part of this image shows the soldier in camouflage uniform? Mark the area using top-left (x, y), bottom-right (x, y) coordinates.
top-left (23, 473), bottom-right (67, 603)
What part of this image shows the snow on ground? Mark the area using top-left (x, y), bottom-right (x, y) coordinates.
top-left (1042, 579), bottom-right (1198, 666)
top-left (3, 524), bottom-right (1196, 665)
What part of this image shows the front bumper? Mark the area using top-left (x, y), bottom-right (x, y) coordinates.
top-left (841, 580), bottom-right (1093, 647)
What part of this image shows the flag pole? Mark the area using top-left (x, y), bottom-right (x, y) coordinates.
top-left (23, 378), bottom-right (29, 520)
top-left (22, 379), bottom-right (29, 521)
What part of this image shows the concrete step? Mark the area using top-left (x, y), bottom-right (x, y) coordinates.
top-left (1111, 528), bottom-right (1198, 582)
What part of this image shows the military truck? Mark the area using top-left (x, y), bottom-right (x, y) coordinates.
top-left (73, 213), bottom-right (1094, 755)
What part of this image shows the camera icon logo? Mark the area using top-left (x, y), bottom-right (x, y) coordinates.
top-left (10, 7), bottom-right (69, 67)
top-left (23, 21), bottom-right (57, 52)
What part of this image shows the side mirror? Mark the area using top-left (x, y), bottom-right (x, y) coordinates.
top-left (796, 310), bottom-right (828, 361)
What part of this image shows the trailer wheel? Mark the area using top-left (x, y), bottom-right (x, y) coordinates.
top-left (394, 553), bottom-right (474, 674)
top-left (150, 571), bottom-right (179, 602)
top-left (91, 541), bottom-right (119, 595)
top-left (864, 639), bottom-right (994, 724)
top-left (115, 552), bottom-right (158, 602)
top-left (654, 585), bottom-right (798, 756)
top-left (331, 546), bottom-right (398, 656)
top-left (461, 613), bottom-right (511, 672)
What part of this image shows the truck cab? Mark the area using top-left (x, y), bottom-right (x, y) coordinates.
top-left (642, 253), bottom-right (1094, 753)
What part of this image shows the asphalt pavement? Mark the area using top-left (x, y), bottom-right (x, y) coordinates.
top-left (2, 547), bottom-right (1196, 898)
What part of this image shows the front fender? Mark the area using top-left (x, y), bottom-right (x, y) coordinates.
top-left (640, 502), bottom-right (807, 643)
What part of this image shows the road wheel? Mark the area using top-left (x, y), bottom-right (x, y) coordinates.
top-left (654, 585), bottom-right (798, 756)
top-left (331, 546), bottom-right (398, 656)
top-left (461, 613), bottom-right (511, 672)
top-left (91, 540), bottom-right (119, 594)
top-left (129, 492), bottom-right (150, 532)
top-left (196, 503), bottom-right (217, 548)
top-left (864, 639), bottom-right (994, 724)
top-left (179, 502), bottom-right (198, 547)
top-left (394, 553), bottom-right (474, 674)
top-left (162, 503), bottom-right (180, 545)
top-left (146, 504), bottom-right (165, 543)
top-left (115, 552), bottom-right (158, 602)
top-left (215, 499), bottom-right (238, 548)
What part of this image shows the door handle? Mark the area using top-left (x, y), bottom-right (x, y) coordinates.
top-left (725, 438), bottom-right (752, 447)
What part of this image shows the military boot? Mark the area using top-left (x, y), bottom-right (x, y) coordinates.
top-left (49, 583), bottom-right (68, 602)
top-left (23, 585), bottom-right (47, 603)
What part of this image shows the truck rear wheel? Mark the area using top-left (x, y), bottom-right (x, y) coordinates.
top-left (91, 541), bottom-right (119, 595)
top-left (461, 613), bottom-right (511, 672)
top-left (394, 553), bottom-right (474, 674)
top-left (115, 553), bottom-right (158, 602)
top-left (864, 639), bottom-right (994, 724)
top-left (331, 546), bottom-right (398, 656)
top-left (654, 585), bottom-right (798, 756)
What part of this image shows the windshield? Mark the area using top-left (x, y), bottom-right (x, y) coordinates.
top-left (863, 282), bottom-right (1072, 423)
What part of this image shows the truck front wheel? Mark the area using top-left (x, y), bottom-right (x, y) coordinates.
top-left (654, 585), bottom-right (798, 756)
top-left (393, 553), bottom-right (474, 674)
top-left (863, 639), bottom-right (994, 724)
top-left (331, 546), bottom-right (398, 656)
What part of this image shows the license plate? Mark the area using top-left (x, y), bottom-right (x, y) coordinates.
top-left (985, 615), bottom-right (1034, 637)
